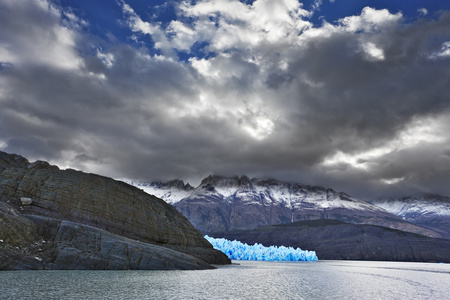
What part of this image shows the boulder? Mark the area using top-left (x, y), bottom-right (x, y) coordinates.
top-left (20, 197), bottom-right (32, 205)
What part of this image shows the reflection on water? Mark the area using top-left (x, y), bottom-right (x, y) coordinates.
top-left (0, 261), bottom-right (449, 299)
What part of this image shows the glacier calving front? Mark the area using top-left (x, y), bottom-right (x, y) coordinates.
top-left (205, 236), bottom-right (318, 261)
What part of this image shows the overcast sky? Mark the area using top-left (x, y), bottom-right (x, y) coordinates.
top-left (1, 0), bottom-right (450, 200)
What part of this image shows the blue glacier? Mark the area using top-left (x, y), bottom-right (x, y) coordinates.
top-left (205, 236), bottom-right (318, 261)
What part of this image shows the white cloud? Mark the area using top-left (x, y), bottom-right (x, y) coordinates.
top-left (118, 0), bottom-right (313, 144)
top-left (362, 42), bottom-right (385, 61)
top-left (96, 49), bottom-right (115, 68)
top-left (339, 7), bottom-right (402, 33)
top-left (180, 0), bottom-right (250, 19)
top-left (418, 8), bottom-right (428, 16)
top-left (0, 0), bottom-right (83, 70)
top-left (0, 140), bottom-right (7, 150)
top-left (244, 117), bottom-right (275, 140)
top-left (189, 57), bottom-right (215, 77)
top-left (429, 41), bottom-right (450, 59)
top-left (139, 0), bottom-right (311, 55)
top-left (120, 1), bottom-right (173, 55)
top-left (299, 6), bottom-right (402, 50)
top-left (166, 21), bottom-right (198, 51)
top-left (311, 0), bottom-right (323, 11)
top-left (241, 108), bottom-right (275, 141)
top-left (382, 177), bottom-right (404, 185)
top-left (322, 115), bottom-right (449, 171)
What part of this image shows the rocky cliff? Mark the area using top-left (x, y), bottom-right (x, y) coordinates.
top-left (0, 151), bottom-right (230, 270)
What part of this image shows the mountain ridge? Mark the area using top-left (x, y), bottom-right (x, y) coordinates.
top-left (128, 175), bottom-right (447, 239)
top-left (371, 194), bottom-right (450, 239)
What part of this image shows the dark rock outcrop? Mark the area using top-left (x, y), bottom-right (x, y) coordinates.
top-left (0, 151), bottom-right (230, 270)
top-left (212, 220), bottom-right (450, 262)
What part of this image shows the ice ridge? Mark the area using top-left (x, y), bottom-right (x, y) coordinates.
top-left (204, 236), bottom-right (318, 261)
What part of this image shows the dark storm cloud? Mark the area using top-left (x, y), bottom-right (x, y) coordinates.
top-left (284, 13), bottom-right (450, 152)
top-left (1, 0), bottom-right (450, 200)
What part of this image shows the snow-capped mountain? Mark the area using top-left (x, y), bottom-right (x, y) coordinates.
top-left (124, 179), bottom-right (194, 204)
top-left (128, 175), bottom-right (444, 238)
top-left (371, 194), bottom-right (450, 239)
top-left (182, 174), bottom-right (384, 213)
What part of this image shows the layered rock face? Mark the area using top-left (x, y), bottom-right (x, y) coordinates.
top-left (0, 151), bottom-right (229, 270)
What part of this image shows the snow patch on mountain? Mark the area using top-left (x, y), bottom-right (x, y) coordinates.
top-left (372, 194), bottom-right (450, 220)
top-left (127, 175), bottom-right (384, 212)
top-left (123, 179), bottom-right (193, 204)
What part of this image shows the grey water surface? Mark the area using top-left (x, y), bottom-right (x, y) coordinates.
top-left (0, 260), bottom-right (449, 299)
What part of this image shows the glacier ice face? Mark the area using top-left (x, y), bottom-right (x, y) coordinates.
top-left (205, 236), bottom-right (318, 261)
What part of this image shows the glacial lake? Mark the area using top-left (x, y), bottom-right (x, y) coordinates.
top-left (1, 260), bottom-right (449, 299)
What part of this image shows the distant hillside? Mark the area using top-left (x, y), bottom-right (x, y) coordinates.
top-left (211, 219), bottom-right (450, 262)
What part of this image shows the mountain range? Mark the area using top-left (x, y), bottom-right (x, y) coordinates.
top-left (129, 175), bottom-right (449, 237)
top-left (129, 175), bottom-right (450, 262)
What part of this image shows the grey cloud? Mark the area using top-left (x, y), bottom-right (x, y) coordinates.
top-left (281, 14), bottom-right (450, 152)
top-left (1, 1), bottom-right (450, 200)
